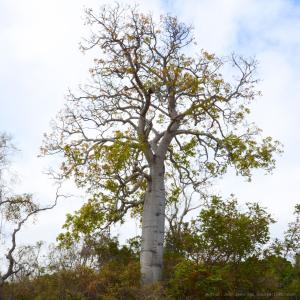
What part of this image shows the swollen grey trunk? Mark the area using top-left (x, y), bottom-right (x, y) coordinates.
top-left (140, 160), bottom-right (166, 285)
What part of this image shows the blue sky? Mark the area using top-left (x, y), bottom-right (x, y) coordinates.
top-left (1, 0), bottom-right (300, 245)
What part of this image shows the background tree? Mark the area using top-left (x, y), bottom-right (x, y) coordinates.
top-left (165, 195), bottom-right (274, 265)
top-left (165, 196), bottom-right (274, 297)
top-left (0, 133), bottom-right (58, 299)
top-left (43, 4), bottom-right (281, 284)
top-left (269, 204), bottom-right (300, 259)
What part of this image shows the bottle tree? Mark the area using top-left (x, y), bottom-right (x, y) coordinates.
top-left (43, 4), bottom-right (280, 284)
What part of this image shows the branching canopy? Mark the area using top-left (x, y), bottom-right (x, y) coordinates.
top-left (43, 4), bottom-right (281, 230)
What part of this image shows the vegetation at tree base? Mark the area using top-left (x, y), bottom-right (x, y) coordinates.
top-left (2, 197), bottom-right (300, 299)
top-left (41, 3), bottom-right (281, 285)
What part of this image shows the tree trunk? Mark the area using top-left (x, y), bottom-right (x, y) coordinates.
top-left (140, 160), bottom-right (166, 285)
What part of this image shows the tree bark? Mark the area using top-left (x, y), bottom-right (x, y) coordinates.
top-left (140, 159), bottom-right (166, 285)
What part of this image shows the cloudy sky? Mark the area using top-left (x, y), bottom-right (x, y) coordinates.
top-left (0, 0), bottom-right (300, 246)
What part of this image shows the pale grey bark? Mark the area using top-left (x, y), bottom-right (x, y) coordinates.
top-left (141, 160), bottom-right (166, 284)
